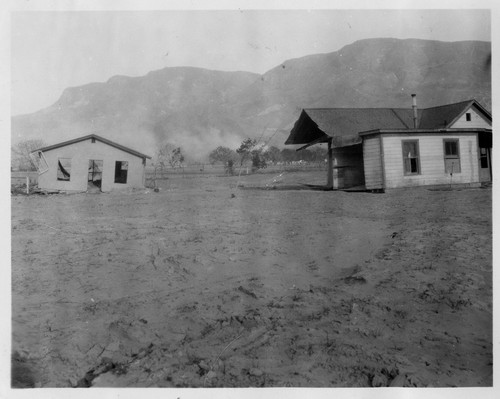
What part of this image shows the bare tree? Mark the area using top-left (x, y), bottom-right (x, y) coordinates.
top-left (152, 142), bottom-right (185, 178)
top-left (11, 139), bottom-right (47, 171)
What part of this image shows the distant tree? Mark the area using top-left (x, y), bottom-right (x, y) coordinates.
top-left (225, 159), bottom-right (235, 176)
top-left (263, 146), bottom-right (282, 165)
top-left (11, 139), bottom-right (47, 171)
top-left (280, 148), bottom-right (298, 163)
top-left (208, 146), bottom-right (237, 165)
top-left (235, 138), bottom-right (268, 171)
top-left (168, 147), bottom-right (185, 168)
top-left (152, 143), bottom-right (185, 177)
top-left (300, 149), bottom-right (314, 163)
top-left (236, 138), bottom-right (257, 166)
top-left (251, 149), bottom-right (267, 171)
top-left (310, 146), bottom-right (328, 166)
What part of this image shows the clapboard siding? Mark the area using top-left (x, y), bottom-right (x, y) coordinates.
top-left (451, 106), bottom-right (491, 129)
top-left (363, 136), bottom-right (383, 189)
top-left (381, 134), bottom-right (479, 188)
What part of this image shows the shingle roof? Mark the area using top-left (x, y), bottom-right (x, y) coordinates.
top-left (417, 100), bottom-right (474, 129)
top-left (32, 134), bottom-right (152, 159)
top-left (286, 108), bottom-right (414, 146)
top-left (285, 99), bottom-right (491, 146)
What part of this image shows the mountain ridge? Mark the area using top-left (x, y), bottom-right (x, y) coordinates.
top-left (12, 38), bottom-right (491, 161)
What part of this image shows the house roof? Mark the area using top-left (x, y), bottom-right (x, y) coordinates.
top-left (286, 108), bottom-right (415, 146)
top-left (417, 100), bottom-right (472, 129)
top-left (285, 99), bottom-right (492, 147)
top-left (32, 134), bottom-right (152, 159)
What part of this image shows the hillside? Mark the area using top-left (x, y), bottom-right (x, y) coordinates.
top-left (12, 38), bottom-right (491, 161)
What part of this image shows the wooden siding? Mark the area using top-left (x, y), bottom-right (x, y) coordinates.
top-left (451, 105), bottom-right (491, 129)
top-left (381, 134), bottom-right (479, 188)
top-left (37, 139), bottom-right (146, 192)
top-left (363, 137), bottom-right (384, 189)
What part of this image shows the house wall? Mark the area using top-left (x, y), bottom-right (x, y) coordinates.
top-left (451, 106), bottom-right (491, 129)
top-left (332, 144), bottom-right (365, 188)
top-left (381, 133), bottom-right (479, 188)
top-left (362, 136), bottom-right (384, 190)
top-left (37, 139), bottom-right (146, 192)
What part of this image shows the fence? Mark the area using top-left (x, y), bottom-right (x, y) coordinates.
top-left (11, 171), bottom-right (39, 194)
top-left (146, 162), bottom-right (327, 180)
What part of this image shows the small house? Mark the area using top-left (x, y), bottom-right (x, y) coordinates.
top-left (31, 134), bottom-right (151, 193)
top-left (285, 96), bottom-right (492, 190)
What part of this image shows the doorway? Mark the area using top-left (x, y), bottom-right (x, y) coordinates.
top-left (88, 160), bottom-right (103, 189)
top-left (478, 147), bottom-right (491, 183)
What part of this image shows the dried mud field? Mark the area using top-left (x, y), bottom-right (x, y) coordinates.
top-left (11, 171), bottom-right (492, 388)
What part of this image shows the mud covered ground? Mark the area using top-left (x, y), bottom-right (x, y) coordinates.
top-left (11, 171), bottom-right (492, 388)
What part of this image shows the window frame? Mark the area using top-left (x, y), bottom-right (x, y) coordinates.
top-left (401, 140), bottom-right (421, 176)
top-left (57, 158), bottom-right (72, 181)
top-left (443, 139), bottom-right (461, 174)
top-left (29, 151), bottom-right (49, 174)
top-left (479, 147), bottom-right (489, 169)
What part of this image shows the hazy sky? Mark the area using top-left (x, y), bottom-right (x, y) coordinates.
top-left (11, 8), bottom-right (491, 115)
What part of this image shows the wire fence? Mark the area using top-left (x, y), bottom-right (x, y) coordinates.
top-left (145, 162), bottom-right (327, 179)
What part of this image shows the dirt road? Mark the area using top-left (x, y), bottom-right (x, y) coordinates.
top-left (11, 171), bottom-right (492, 387)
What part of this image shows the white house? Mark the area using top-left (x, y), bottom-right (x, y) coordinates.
top-left (31, 134), bottom-right (151, 193)
top-left (285, 96), bottom-right (492, 190)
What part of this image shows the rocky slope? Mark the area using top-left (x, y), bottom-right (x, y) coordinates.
top-left (12, 38), bottom-right (491, 160)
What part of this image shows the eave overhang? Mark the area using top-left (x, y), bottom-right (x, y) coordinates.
top-left (285, 110), bottom-right (330, 145)
top-left (31, 133), bottom-right (152, 160)
top-left (359, 128), bottom-right (492, 137)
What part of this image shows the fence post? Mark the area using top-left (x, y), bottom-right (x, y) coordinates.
top-left (26, 176), bottom-right (29, 194)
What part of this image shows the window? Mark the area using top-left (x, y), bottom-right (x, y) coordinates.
top-left (29, 151), bottom-right (49, 174)
top-left (480, 148), bottom-right (488, 168)
top-left (443, 139), bottom-right (461, 174)
top-left (402, 140), bottom-right (420, 175)
top-left (57, 158), bottom-right (72, 181)
top-left (466, 113), bottom-right (471, 121)
top-left (88, 160), bottom-right (103, 188)
top-left (114, 161), bottom-right (128, 184)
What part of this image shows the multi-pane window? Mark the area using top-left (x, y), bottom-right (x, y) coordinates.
top-left (30, 151), bottom-right (49, 173)
top-left (114, 161), bottom-right (128, 184)
top-left (57, 158), bottom-right (72, 181)
top-left (402, 140), bottom-right (420, 175)
top-left (443, 139), bottom-right (461, 174)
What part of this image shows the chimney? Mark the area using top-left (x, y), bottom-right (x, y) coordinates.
top-left (411, 94), bottom-right (418, 129)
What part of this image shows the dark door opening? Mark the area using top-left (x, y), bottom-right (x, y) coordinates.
top-left (88, 160), bottom-right (103, 189)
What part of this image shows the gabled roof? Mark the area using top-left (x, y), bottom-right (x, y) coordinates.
top-left (285, 99), bottom-right (491, 147)
top-left (286, 108), bottom-right (415, 146)
top-left (417, 99), bottom-right (492, 129)
top-left (32, 134), bottom-right (152, 159)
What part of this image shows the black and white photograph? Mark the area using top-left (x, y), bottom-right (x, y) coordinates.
top-left (3, 0), bottom-right (496, 397)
